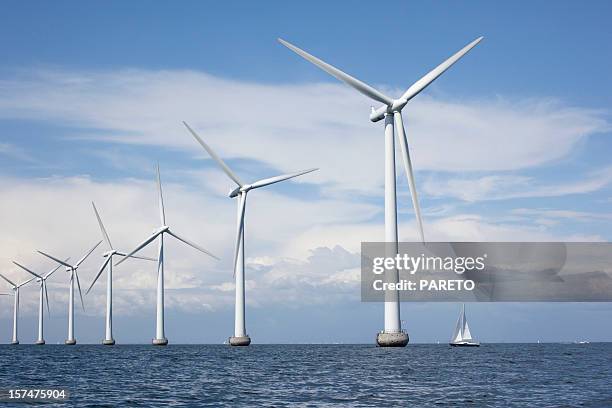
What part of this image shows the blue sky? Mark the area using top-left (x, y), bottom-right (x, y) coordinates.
top-left (0, 1), bottom-right (611, 344)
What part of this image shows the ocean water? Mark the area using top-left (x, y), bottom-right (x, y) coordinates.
top-left (0, 343), bottom-right (611, 407)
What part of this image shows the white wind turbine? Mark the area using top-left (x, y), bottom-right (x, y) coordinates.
top-left (86, 202), bottom-right (156, 345)
top-left (183, 121), bottom-right (318, 346)
top-left (38, 241), bottom-right (101, 345)
top-left (12, 260), bottom-right (65, 345)
top-left (0, 272), bottom-right (35, 344)
top-left (115, 165), bottom-right (218, 346)
top-left (279, 36), bottom-right (483, 346)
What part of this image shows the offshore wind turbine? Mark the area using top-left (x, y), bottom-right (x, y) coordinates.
top-left (0, 272), bottom-right (36, 344)
top-left (13, 260), bottom-right (65, 345)
top-left (183, 122), bottom-right (317, 346)
top-left (279, 36), bottom-right (483, 346)
top-left (115, 165), bottom-right (218, 346)
top-left (86, 201), bottom-right (156, 345)
top-left (38, 242), bottom-right (101, 345)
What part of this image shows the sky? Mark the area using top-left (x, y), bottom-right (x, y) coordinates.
top-left (0, 1), bottom-right (611, 344)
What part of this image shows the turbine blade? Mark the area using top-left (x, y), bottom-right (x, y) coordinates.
top-left (92, 201), bottom-right (113, 250)
top-left (394, 112), bottom-right (425, 242)
top-left (18, 276), bottom-right (36, 288)
top-left (401, 37), bottom-right (483, 102)
top-left (115, 231), bottom-right (161, 266)
top-left (75, 271), bottom-right (85, 311)
top-left (183, 122), bottom-right (244, 187)
top-left (76, 241), bottom-right (102, 267)
top-left (166, 230), bottom-right (219, 260)
top-left (278, 38), bottom-right (394, 106)
top-left (12, 261), bottom-right (43, 279)
top-left (250, 168), bottom-right (318, 190)
top-left (44, 260), bottom-right (67, 279)
top-left (87, 256), bottom-right (111, 295)
top-left (44, 281), bottom-right (50, 316)
top-left (37, 250), bottom-right (72, 268)
top-left (115, 251), bottom-right (157, 262)
top-left (0, 273), bottom-right (16, 288)
top-left (156, 164), bottom-right (166, 226)
top-left (233, 192), bottom-right (247, 278)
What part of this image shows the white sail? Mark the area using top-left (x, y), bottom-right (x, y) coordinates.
top-left (450, 304), bottom-right (478, 345)
top-left (461, 305), bottom-right (473, 340)
top-left (462, 320), bottom-right (473, 341)
top-left (451, 311), bottom-right (463, 342)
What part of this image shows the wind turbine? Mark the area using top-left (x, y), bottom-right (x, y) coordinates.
top-left (12, 260), bottom-right (65, 345)
top-left (115, 165), bottom-right (218, 346)
top-left (279, 36), bottom-right (483, 346)
top-left (0, 272), bottom-right (36, 344)
top-left (183, 121), bottom-right (318, 346)
top-left (38, 241), bottom-right (101, 345)
top-left (86, 201), bottom-right (156, 345)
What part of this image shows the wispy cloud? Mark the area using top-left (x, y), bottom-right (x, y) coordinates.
top-left (0, 68), bottom-right (608, 195)
top-left (0, 142), bottom-right (35, 162)
top-left (422, 166), bottom-right (612, 202)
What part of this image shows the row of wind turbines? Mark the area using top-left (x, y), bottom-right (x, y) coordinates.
top-left (1, 36), bottom-right (482, 346)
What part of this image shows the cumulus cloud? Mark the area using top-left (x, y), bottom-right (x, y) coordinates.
top-left (0, 67), bottom-right (609, 319)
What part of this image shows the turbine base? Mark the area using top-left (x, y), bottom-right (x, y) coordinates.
top-left (376, 332), bottom-right (409, 347)
top-left (35, 340), bottom-right (45, 345)
top-left (103, 339), bottom-right (116, 345)
top-left (152, 338), bottom-right (168, 346)
top-left (65, 339), bottom-right (77, 345)
top-left (10, 340), bottom-right (19, 345)
top-left (229, 336), bottom-right (251, 346)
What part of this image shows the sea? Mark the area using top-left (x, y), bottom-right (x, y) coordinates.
top-left (0, 343), bottom-right (611, 407)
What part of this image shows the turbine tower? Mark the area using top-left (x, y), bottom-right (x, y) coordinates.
top-left (38, 241), bottom-right (101, 345)
top-left (279, 36), bottom-right (483, 347)
top-left (86, 202), bottom-right (156, 345)
top-left (0, 272), bottom-right (35, 344)
top-left (13, 260), bottom-right (65, 345)
top-left (116, 165), bottom-right (218, 346)
top-left (85, 201), bottom-right (157, 346)
top-left (183, 122), bottom-right (317, 346)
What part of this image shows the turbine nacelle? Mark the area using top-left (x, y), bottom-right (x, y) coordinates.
top-left (369, 98), bottom-right (408, 122)
top-left (229, 185), bottom-right (253, 198)
top-left (229, 186), bottom-right (242, 198)
top-left (102, 250), bottom-right (117, 258)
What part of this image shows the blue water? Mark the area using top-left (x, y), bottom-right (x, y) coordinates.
top-left (0, 344), bottom-right (611, 407)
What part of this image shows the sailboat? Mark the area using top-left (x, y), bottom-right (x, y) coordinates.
top-left (450, 304), bottom-right (480, 347)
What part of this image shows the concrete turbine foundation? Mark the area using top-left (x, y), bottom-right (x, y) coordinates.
top-left (103, 339), bottom-right (115, 345)
top-left (65, 339), bottom-right (76, 345)
top-left (377, 332), bottom-right (409, 347)
top-left (229, 336), bottom-right (251, 346)
top-left (35, 340), bottom-right (45, 345)
top-left (152, 338), bottom-right (168, 346)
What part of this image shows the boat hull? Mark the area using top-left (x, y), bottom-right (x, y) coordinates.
top-left (450, 342), bottom-right (480, 347)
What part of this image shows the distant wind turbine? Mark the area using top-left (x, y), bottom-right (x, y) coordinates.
top-left (184, 121), bottom-right (318, 346)
top-left (115, 165), bottom-right (218, 346)
top-left (86, 201), bottom-right (156, 345)
top-left (38, 241), bottom-right (102, 345)
top-left (13, 260), bottom-right (65, 345)
top-left (279, 36), bottom-right (483, 346)
top-left (0, 272), bottom-right (36, 344)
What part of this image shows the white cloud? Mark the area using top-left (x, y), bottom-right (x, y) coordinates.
top-left (0, 142), bottom-right (34, 162)
top-left (0, 67), bottom-right (609, 317)
top-left (422, 166), bottom-right (612, 202)
top-left (0, 69), bottom-right (608, 196)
